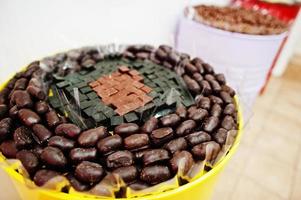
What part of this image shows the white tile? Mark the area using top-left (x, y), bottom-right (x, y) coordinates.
top-left (243, 150), bottom-right (294, 199)
top-left (231, 175), bottom-right (284, 200)
top-left (212, 167), bottom-right (239, 200)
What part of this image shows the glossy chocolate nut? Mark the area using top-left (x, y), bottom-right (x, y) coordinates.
top-left (23, 63), bottom-right (39, 78)
top-left (97, 135), bottom-right (122, 155)
top-left (89, 184), bottom-right (114, 197)
top-left (215, 73), bottom-right (226, 85)
top-left (28, 78), bottom-right (42, 88)
top-left (5, 78), bottom-right (17, 90)
top-left (210, 80), bottom-right (222, 93)
top-left (163, 60), bottom-right (173, 69)
top-left (193, 61), bottom-right (205, 74)
top-left (0, 88), bottom-right (10, 104)
top-left (200, 80), bottom-right (212, 95)
top-left (221, 85), bottom-right (235, 97)
top-left (33, 169), bottom-right (60, 186)
top-left (124, 133), bottom-right (149, 150)
top-left (48, 136), bottom-right (75, 151)
top-left (142, 149), bottom-right (170, 166)
top-left (32, 124), bottom-right (53, 144)
top-left (204, 74), bottom-right (215, 81)
top-left (192, 141), bottom-right (220, 161)
top-left (31, 146), bottom-right (43, 158)
top-left (12, 90), bottom-right (33, 108)
top-left (203, 116), bottom-right (219, 133)
top-left (141, 117), bottom-right (158, 133)
top-left (126, 45), bottom-right (141, 53)
top-left (160, 114), bottom-right (181, 127)
top-left (190, 108), bottom-right (208, 121)
top-left (185, 131), bottom-right (211, 146)
top-left (129, 181), bottom-right (150, 191)
top-left (0, 118), bottom-right (12, 141)
top-left (164, 138), bottom-right (188, 154)
top-left (55, 123), bottom-right (81, 138)
top-left (41, 146), bottom-right (67, 168)
top-left (81, 58), bottom-right (96, 68)
top-left (150, 53), bottom-right (161, 64)
top-left (78, 126), bottom-right (109, 147)
top-left (176, 106), bottom-right (187, 119)
top-left (140, 45), bottom-right (154, 53)
top-left (187, 106), bottom-right (198, 118)
top-left (123, 51), bottom-right (136, 60)
top-left (185, 62), bottom-right (198, 74)
top-left (221, 116), bottom-right (235, 130)
top-left (175, 64), bottom-right (185, 76)
top-left (0, 104), bottom-right (8, 119)
top-left (212, 128), bottom-right (228, 145)
top-left (180, 52), bottom-right (190, 60)
top-left (220, 91), bottom-right (233, 104)
top-left (150, 127), bottom-right (174, 146)
top-left (211, 104), bottom-right (222, 118)
top-left (112, 166), bottom-right (138, 183)
top-left (183, 75), bottom-right (201, 93)
top-left (114, 123), bottom-right (139, 137)
top-left (45, 110), bottom-right (61, 128)
top-left (0, 140), bottom-right (17, 158)
top-left (197, 97), bottom-right (211, 110)
top-left (27, 86), bottom-right (46, 100)
top-left (155, 48), bottom-right (168, 60)
top-left (69, 148), bottom-right (97, 163)
top-left (192, 73), bottom-right (203, 84)
top-left (14, 126), bottom-right (34, 149)
top-left (175, 120), bottom-right (196, 136)
top-left (14, 78), bottom-right (28, 90)
top-left (159, 45), bottom-right (172, 53)
top-left (9, 105), bottom-right (19, 119)
top-left (224, 103), bottom-right (236, 115)
top-left (202, 63), bottom-right (214, 74)
top-left (136, 52), bottom-right (150, 60)
top-left (134, 149), bottom-right (152, 160)
top-left (195, 94), bottom-right (203, 102)
top-left (191, 143), bottom-right (206, 160)
top-left (106, 150), bottom-right (134, 169)
top-left (140, 165), bottom-right (171, 185)
top-left (67, 49), bottom-right (82, 61)
top-left (166, 51), bottom-right (180, 66)
top-left (75, 161), bottom-right (105, 184)
top-left (66, 173), bottom-right (90, 191)
top-left (16, 150), bottom-right (39, 175)
top-left (18, 108), bottom-right (41, 127)
top-left (35, 101), bottom-right (49, 115)
top-left (191, 57), bottom-right (204, 64)
top-left (170, 151), bottom-right (194, 175)
top-left (59, 116), bottom-right (68, 124)
top-left (209, 95), bottom-right (224, 105)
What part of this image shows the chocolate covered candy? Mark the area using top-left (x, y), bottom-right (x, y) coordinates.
top-left (78, 126), bottom-right (108, 147)
top-left (41, 146), bottom-right (67, 168)
top-left (75, 161), bottom-right (104, 184)
top-left (106, 150), bottom-right (134, 169)
top-left (140, 165), bottom-right (171, 185)
top-left (55, 123), bottom-right (81, 138)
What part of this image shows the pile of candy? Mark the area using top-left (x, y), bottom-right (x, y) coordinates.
top-left (194, 5), bottom-right (288, 35)
top-left (0, 45), bottom-right (238, 197)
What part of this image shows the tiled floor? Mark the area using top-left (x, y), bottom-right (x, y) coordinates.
top-left (212, 55), bottom-right (301, 200)
top-left (0, 56), bottom-right (300, 200)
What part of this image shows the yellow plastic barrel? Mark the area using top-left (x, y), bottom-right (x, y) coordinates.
top-left (0, 78), bottom-right (243, 200)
